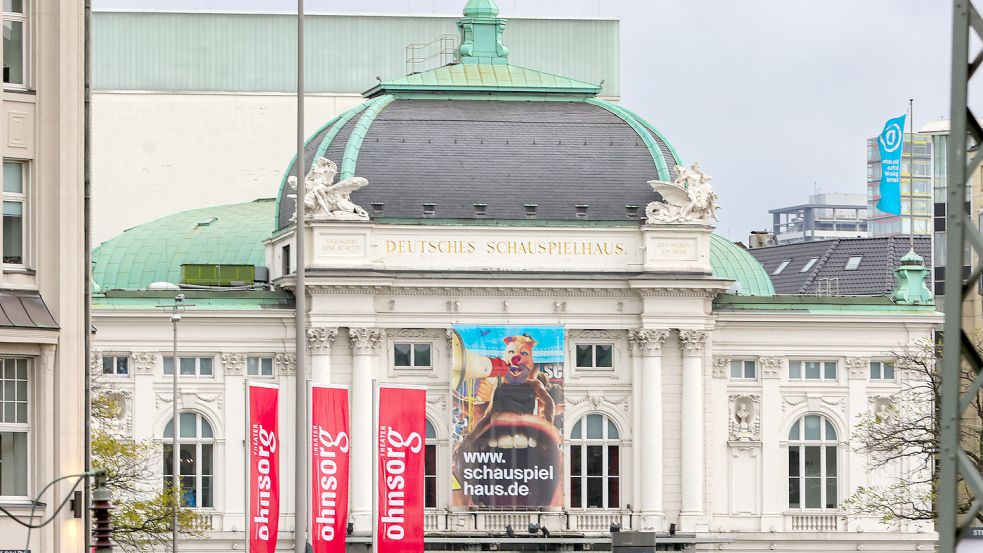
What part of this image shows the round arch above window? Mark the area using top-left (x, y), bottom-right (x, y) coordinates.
top-left (568, 412), bottom-right (621, 510)
top-left (162, 411), bottom-right (215, 509)
top-left (163, 411), bottom-right (215, 440)
top-left (570, 413), bottom-right (620, 441)
top-left (787, 413), bottom-right (840, 511)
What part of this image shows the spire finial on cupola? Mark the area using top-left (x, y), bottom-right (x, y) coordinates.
top-left (457, 0), bottom-right (509, 65)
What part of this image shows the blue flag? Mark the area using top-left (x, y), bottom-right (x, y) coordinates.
top-left (876, 114), bottom-right (907, 215)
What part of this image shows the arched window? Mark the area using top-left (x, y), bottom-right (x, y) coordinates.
top-left (425, 418), bottom-right (437, 508)
top-left (569, 413), bottom-right (620, 509)
top-left (788, 414), bottom-right (838, 510)
top-left (163, 412), bottom-right (214, 508)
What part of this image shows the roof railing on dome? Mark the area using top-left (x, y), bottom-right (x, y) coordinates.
top-left (405, 34), bottom-right (458, 76)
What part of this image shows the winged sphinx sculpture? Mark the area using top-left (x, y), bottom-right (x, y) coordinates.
top-left (645, 162), bottom-right (720, 224)
top-left (287, 157), bottom-right (369, 222)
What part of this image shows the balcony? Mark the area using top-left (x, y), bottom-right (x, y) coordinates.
top-left (424, 509), bottom-right (632, 534)
top-left (787, 512), bottom-right (842, 532)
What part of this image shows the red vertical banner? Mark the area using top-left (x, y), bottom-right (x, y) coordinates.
top-left (311, 385), bottom-right (350, 553)
top-left (248, 383), bottom-right (280, 553)
top-left (376, 385), bottom-right (426, 553)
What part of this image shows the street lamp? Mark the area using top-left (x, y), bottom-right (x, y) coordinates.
top-left (151, 282), bottom-right (183, 553)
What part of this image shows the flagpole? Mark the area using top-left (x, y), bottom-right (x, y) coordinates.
top-left (294, 0), bottom-right (308, 552)
top-left (908, 98), bottom-right (915, 252)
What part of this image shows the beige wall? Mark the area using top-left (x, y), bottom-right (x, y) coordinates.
top-left (91, 92), bottom-right (365, 245)
top-left (0, 1), bottom-right (85, 551)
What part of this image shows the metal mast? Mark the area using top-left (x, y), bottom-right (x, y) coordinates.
top-left (294, 1), bottom-right (308, 553)
top-left (940, 0), bottom-right (983, 550)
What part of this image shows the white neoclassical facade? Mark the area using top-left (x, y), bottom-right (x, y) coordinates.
top-left (89, 1), bottom-right (940, 551)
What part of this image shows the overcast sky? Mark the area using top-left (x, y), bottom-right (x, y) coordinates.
top-left (94, 0), bottom-right (966, 240)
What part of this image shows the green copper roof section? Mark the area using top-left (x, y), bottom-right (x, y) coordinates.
top-left (709, 234), bottom-right (776, 297)
top-left (463, 0), bottom-right (500, 17)
top-left (341, 95), bottom-right (395, 180)
top-left (363, 63), bottom-right (601, 98)
top-left (93, 199), bottom-right (275, 291)
top-left (617, 104), bottom-right (684, 168)
top-left (715, 294), bottom-right (939, 314)
top-left (586, 98), bottom-right (671, 182)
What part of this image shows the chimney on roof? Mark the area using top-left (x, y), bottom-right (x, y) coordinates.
top-left (748, 230), bottom-right (777, 249)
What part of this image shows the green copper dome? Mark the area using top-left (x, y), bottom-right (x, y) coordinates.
top-left (93, 200), bottom-right (774, 297)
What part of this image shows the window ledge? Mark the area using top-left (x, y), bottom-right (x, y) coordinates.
top-left (2, 267), bottom-right (35, 275)
top-left (2, 87), bottom-right (34, 95)
top-left (0, 500), bottom-right (44, 511)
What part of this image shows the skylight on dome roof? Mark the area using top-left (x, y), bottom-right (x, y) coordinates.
top-left (844, 256), bottom-right (863, 270)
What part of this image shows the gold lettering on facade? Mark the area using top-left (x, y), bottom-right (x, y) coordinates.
top-left (388, 239), bottom-right (629, 257)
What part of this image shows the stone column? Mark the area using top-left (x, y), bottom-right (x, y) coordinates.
top-left (631, 329), bottom-right (669, 531)
top-left (349, 327), bottom-right (383, 533)
top-left (307, 327), bottom-right (338, 384)
top-left (678, 330), bottom-right (708, 531)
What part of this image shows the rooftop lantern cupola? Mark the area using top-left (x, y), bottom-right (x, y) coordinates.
top-left (890, 248), bottom-right (935, 306)
top-left (457, 0), bottom-right (509, 65)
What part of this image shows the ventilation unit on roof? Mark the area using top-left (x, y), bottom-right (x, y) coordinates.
top-left (180, 264), bottom-right (255, 287)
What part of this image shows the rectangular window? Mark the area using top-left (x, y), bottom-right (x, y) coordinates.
top-left (393, 343), bottom-right (431, 368)
top-left (729, 360), bottom-right (756, 380)
top-left (2, 161), bottom-right (25, 265)
top-left (425, 443), bottom-right (437, 508)
top-left (0, 357), bottom-right (28, 497)
top-left (575, 344), bottom-right (613, 369)
top-left (247, 356), bottom-right (273, 377)
top-left (163, 356), bottom-right (213, 377)
top-left (870, 361), bottom-right (895, 381)
top-left (789, 360), bottom-right (837, 381)
top-left (2, 1), bottom-right (26, 87)
top-left (101, 355), bottom-right (129, 376)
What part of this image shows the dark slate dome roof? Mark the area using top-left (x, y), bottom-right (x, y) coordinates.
top-left (275, 97), bottom-right (682, 231)
top-left (274, 0), bottom-right (683, 231)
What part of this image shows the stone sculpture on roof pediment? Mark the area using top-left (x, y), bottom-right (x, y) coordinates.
top-left (288, 157), bottom-right (370, 222)
top-left (645, 162), bottom-right (720, 225)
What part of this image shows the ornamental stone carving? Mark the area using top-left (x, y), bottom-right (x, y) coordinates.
top-left (678, 330), bottom-right (708, 356)
top-left (870, 396), bottom-right (896, 424)
top-left (349, 328), bottom-right (384, 356)
top-left (567, 392), bottom-right (630, 417)
top-left (287, 157), bottom-right (369, 222)
top-left (274, 353), bottom-right (296, 375)
top-left (645, 162), bottom-right (720, 225)
top-left (308, 327), bottom-right (338, 355)
top-left (131, 352), bottom-right (160, 375)
top-left (221, 353), bottom-right (247, 376)
top-left (712, 356), bottom-right (731, 379)
top-left (758, 357), bottom-right (783, 379)
top-left (628, 329), bottom-right (669, 357)
top-left (729, 394), bottom-right (760, 441)
top-left (576, 329), bottom-right (614, 340)
top-left (396, 328), bottom-right (430, 339)
top-left (89, 350), bottom-right (102, 378)
top-left (846, 357), bottom-right (870, 379)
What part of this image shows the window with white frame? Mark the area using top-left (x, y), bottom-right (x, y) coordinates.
top-left (393, 343), bottom-right (431, 368)
top-left (246, 356), bottom-right (273, 377)
top-left (102, 355), bottom-right (129, 376)
top-left (2, 161), bottom-right (26, 266)
top-left (2, 1), bottom-right (26, 87)
top-left (788, 360), bottom-right (837, 381)
top-left (163, 356), bottom-right (213, 377)
top-left (425, 419), bottom-right (437, 508)
top-left (163, 412), bottom-right (214, 508)
top-left (0, 358), bottom-right (27, 497)
top-left (569, 413), bottom-right (620, 509)
top-left (575, 344), bottom-right (613, 369)
top-left (870, 361), bottom-right (895, 381)
top-left (788, 414), bottom-right (839, 510)
top-left (730, 359), bottom-right (756, 380)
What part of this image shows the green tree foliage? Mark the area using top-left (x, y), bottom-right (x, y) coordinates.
top-left (843, 337), bottom-right (983, 525)
top-left (91, 387), bottom-right (209, 551)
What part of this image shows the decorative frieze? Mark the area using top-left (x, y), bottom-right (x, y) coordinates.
top-left (349, 328), bottom-right (384, 356)
top-left (782, 396), bottom-right (806, 412)
top-left (678, 330), bottom-right (708, 356)
top-left (131, 352), bottom-right (160, 375)
top-left (275, 352), bottom-right (297, 375)
top-left (728, 394), bottom-right (760, 442)
top-left (629, 329), bottom-right (669, 357)
top-left (156, 391), bottom-right (224, 410)
top-left (395, 328), bottom-right (430, 339)
top-left (567, 392), bottom-right (630, 417)
top-left (576, 329), bottom-right (614, 340)
top-left (221, 353), bottom-right (247, 376)
top-left (758, 356), bottom-right (783, 379)
top-left (712, 356), bottom-right (731, 379)
top-left (846, 357), bottom-right (870, 379)
top-left (308, 327), bottom-right (339, 355)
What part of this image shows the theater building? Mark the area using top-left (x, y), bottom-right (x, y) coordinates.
top-left (90, 1), bottom-right (940, 550)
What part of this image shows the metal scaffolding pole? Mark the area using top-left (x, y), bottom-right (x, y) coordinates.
top-left (941, 1), bottom-right (983, 550)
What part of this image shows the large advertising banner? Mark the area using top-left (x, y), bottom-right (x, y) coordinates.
top-left (376, 385), bottom-right (426, 553)
top-left (450, 325), bottom-right (564, 508)
top-left (248, 383), bottom-right (280, 553)
top-left (311, 385), bottom-right (350, 553)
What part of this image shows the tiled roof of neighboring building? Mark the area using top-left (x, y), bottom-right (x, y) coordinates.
top-left (746, 236), bottom-right (932, 296)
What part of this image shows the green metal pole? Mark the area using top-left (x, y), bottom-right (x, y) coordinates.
top-left (941, 1), bottom-right (971, 551)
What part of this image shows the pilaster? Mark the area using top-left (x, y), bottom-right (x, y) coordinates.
top-left (678, 330), bottom-right (708, 532)
top-left (758, 356), bottom-right (784, 529)
top-left (308, 327), bottom-right (338, 384)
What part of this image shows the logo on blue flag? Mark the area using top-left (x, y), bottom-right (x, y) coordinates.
top-left (876, 114), bottom-right (907, 216)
